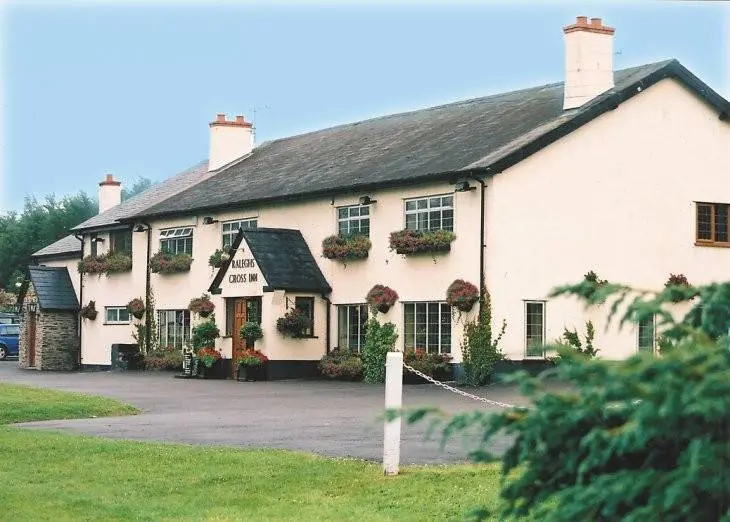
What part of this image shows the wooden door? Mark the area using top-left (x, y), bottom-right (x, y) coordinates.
top-left (28, 313), bottom-right (36, 367)
top-left (232, 299), bottom-right (247, 378)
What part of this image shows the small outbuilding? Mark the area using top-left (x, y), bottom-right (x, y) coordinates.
top-left (18, 266), bottom-right (80, 371)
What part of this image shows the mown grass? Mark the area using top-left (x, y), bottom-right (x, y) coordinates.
top-left (0, 382), bottom-right (505, 521)
top-left (0, 382), bottom-right (138, 424)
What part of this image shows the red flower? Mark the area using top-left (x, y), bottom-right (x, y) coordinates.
top-left (445, 279), bottom-right (479, 312)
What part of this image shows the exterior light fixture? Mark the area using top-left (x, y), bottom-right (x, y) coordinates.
top-left (134, 224), bottom-right (147, 232)
top-left (454, 180), bottom-right (476, 192)
top-left (359, 196), bottom-right (377, 205)
top-left (26, 302), bottom-right (37, 313)
top-left (202, 216), bottom-right (219, 225)
top-left (92, 237), bottom-right (105, 243)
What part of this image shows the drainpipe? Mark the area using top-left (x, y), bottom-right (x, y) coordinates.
top-left (73, 233), bottom-right (85, 368)
top-left (468, 177), bottom-right (487, 317)
top-left (142, 222), bottom-right (153, 352)
top-left (321, 293), bottom-right (332, 354)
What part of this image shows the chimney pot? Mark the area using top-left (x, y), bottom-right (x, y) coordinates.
top-left (591, 17), bottom-right (602, 27)
top-left (216, 113), bottom-right (226, 123)
top-left (576, 16), bottom-right (588, 24)
top-left (235, 115), bottom-right (245, 124)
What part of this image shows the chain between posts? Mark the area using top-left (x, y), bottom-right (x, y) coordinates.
top-left (402, 362), bottom-right (515, 409)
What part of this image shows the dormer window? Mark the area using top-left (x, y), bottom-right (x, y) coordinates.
top-left (160, 227), bottom-right (193, 255)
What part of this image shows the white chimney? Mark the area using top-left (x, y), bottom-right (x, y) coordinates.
top-left (208, 113), bottom-right (254, 171)
top-left (563, 16), bottom-right (615, 110)
top-left (98, 174), bottom-right (122, 214)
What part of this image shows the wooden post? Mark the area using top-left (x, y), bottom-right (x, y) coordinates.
top-left (383, 351), bottom-right (403, 475)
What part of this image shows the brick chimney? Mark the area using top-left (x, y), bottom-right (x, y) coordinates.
top-left (208, 113), bottom-right (254, 171)
top-left (563, 16), bottom-right (615, 110)
top-left (98, 174), bottom-right (122, 214)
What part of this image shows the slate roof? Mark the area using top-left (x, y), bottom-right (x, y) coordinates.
top-left (27, 266), bottom-right (79, 311)
top-left (71, 160), bottom-right (211, 232)
top-left (32, 234), bottom-right (82, 258)
top-left (134, 59), bottom-right (730, 219)
top-left (209, 228), bottom-right (331, 294)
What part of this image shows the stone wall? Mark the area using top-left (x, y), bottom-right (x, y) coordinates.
top-left (19, 283), bottom-right (79, 371)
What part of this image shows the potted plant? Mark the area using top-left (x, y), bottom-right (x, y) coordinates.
top-left (240, 321), bottom-right (263, 347)
top-left (403, 348), bottom-right (453, 384)
top-left (276, 308), bottom-right (312, 338)
top-left (127, 298), bottom-right (146, 320)
top-left (188, 294), bottom-right (215, 318)
top-left (445, 279), bottom-right (480, 312)
top-left (366, 284), bottom-right (398, 313)
top-left (389, 229), bottom-right (456, 255)
top-left (191, 320), bottom-right (222, 378)
top-left (318, 349), bottom-right (364, 381)
top-left (209, 248), bottom-right (231, 269)
top-left (322, 234), bottom-right (371, 262)
top-left (196, 347), bottom-right (222, 377)
top-left (77, 251), bottom-right (133, 276)
top-left (237, 349), bottom-right (269, 382)
top-left (80, 301), bottom-right (98, 320)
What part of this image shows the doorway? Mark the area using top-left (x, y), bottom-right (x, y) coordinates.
top-left (230, 297), bottom-right (262, 378)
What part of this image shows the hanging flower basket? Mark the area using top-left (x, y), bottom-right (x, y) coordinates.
top-left (150, 251), bottom-right (193, 274)
top-left (366, 284), bottom-right (398, 313)
top-left (322, 235), bottom-right (371, 262)
top-left (276, 308), bottom-right (312, 338)
top-left (209, 248), bottom-right (231, 269)
top-left (664, 273), bottom-right (694, 303)
top-left (127, 298), bottom-right (146, 320)
top-left (80, 301), bottom-right (98, 320)
top-left (445, 279), bottom-right (480, 312)
top-left (389, 229), bottom-right (455, 255)
top-left (188, 294), bottom-right (215, 317)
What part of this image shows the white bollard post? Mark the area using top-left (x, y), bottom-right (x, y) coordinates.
top-left (383, 351), bottom-right (404, 475)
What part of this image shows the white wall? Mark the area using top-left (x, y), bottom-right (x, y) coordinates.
top-left (38, 257), bottom-right (81, 298)
top-left (485, 78), bottom-right (730, 360)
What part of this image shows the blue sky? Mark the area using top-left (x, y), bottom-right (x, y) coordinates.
top-left (2, 2), bottom-right (728, 213)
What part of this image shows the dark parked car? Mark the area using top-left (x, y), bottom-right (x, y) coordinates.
top-left (0, 323), bottom-right (20, 359)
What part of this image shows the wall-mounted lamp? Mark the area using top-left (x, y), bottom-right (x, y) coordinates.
top-left (26, 302), bottom-right (37, 314)
top-left (454, 180), bottom-right (476, 192)
top-left (92, 237), bottom-right (105, 243)
top-left (359, 195), bottom-right (377, 205)
top-left (202, 216), bottom-right (219, 225)
top-left (134, 224), bottom-right (148, 233)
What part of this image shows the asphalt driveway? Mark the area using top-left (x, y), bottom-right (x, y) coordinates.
top-left (0, 361), bottom-right (527, 464)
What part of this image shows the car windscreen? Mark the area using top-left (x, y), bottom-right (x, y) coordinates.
top-left (2, 325), bottom-right (20, 336)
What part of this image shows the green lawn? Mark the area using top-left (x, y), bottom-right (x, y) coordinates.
top-left (0, 382), bottom-right (504, 521)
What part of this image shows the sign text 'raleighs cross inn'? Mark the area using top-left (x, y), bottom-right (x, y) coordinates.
top-left (228, 258), bottom-right (257, 284)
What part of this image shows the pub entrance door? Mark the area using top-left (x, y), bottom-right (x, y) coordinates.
top-left (231, 297), bottom-right (262, 378)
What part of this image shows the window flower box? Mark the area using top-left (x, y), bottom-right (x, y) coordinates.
top-left (322, 234), bottom-right (371, 262)
top-left (389, 229), bottom-right (456, 255)
top-left (127, 298), bottom-right (146, 320)
top-left (150, 251), bottom-right (193, 274)
top-left (276, 308), bottom-right (312, 338)
top-left (208, 248), bottom-right (231, 269)
top-left (366, 284), bottom-right (398, 313)
top-left (188, 294), bottom-right (215, 318)
top-left (445, 279), bottom-right (480, 312)
top-left (78, 252), bottom-right (133, 275)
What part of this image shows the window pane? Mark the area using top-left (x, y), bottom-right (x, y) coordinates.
top-left (638, 315), bottom-right (655, 352)
top-left (405, 201), bottom-right (416, 212)
top-left (440, 304), bottom-right (451, 353)
top-left (429, 211), bottom-right (441, 231)
top-left (417, 199), bottom-right (428, 210)
top-left (715, 204), bottom-right (728, 243)
top-left (106, 308), bottom-right (117, 322)
top-left (405, 214), bottom-right (417, 230)
top-left (338, 208), bottom-right (348, 219)
top-left (404, 304), bottom-right (415, 349)
top-left (118, 308), bottom-right (130, 322)
top-left (338, 306), bottom-right (348, 348)
top-left (360, 206), bottom-right (369, 216)
top-left (442, 196), bottom-right (453, 207)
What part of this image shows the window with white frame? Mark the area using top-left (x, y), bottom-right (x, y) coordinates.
top-left (403, 302), bottom-right (452, 354)
top-left (159, 227), bottom-right (193, 255)
top-left (404, 195), bottom-right (453, 232)
top-left (337, 304), bottom-right (368, 351)
top-left (337, 205), bottom-right (370, 237)
top-left (525, 301), bottom-right (546, 357)
top-left (637, 314), bottom-right (656, 353)
top-left (222, 219), bottom-right (258, 248)
top-left (106, 306), bottom-right (131, 324)
top-left (157, 310), bottom-right (191, 350)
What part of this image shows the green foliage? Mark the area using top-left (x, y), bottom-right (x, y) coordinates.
top-left (361, 316), bottom-right (398, 383)
top-left (78, 251), bottom-right (133, 275)
top-left (460, 289), bottom-right (506, 386)
top-left (389, 228), bottom-right (456, 255)
top-left (208, 248), bottom-right (230, 268)
top-left (558, 320), bottom-right (599, 358)
top-left (191, 321), bottom-right (220, 350)
top-left (143, 345), bottom-right (183, 371)
top-left (149, 251), bottom-right (193, 274)
top-left (0, 193), bottom-right (97, 288)
top-left (319, 349), bottom-right (364, 381)
top-left (322, 234), bottom-right (372, 262)
top-left (0, 290), bottom-right (17, 311)
top-left (409, 275), bottom-right (730, 521)
top-left (276, 308), bottom-right (312, 338)
top-left (131, 290), bottom-right (157, 356)
top-left (240, 321), bottom-right (263, 342)
top-left (121, 177), bottom-right (154, 201)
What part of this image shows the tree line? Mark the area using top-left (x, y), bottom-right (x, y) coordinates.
top-left (0, 178), bottom-right (153, 291)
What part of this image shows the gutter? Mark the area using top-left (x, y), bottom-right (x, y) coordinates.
top-left (463, 174), bottom-right (487, 317)
top-left (73, 233), bottom-right (85, 368)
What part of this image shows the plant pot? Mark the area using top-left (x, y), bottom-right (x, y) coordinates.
top-left (83, 312), bottom-right (98, 320)
top-left (198, 310), bottom-right (212, 318)
top-left (455, 301), bottom-right (476, 313)
top-left (376, 304), bottom-right (391, 314)
top-left (132, 311), bottom-right (145, 320)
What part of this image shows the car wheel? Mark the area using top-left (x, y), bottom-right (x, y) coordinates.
top-left (0, 345), bottom-right (7, 360)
